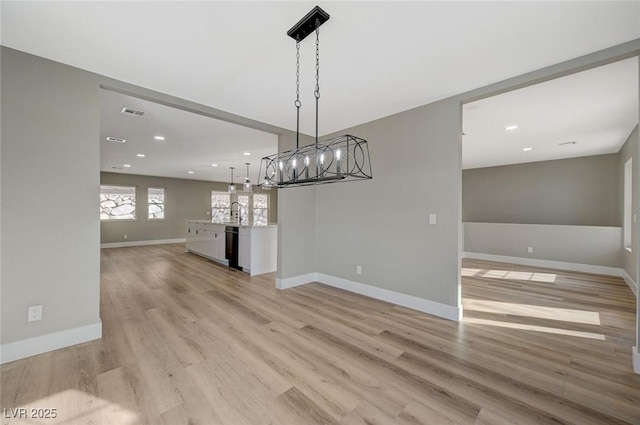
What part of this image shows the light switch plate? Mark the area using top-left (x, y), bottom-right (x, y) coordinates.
top-left (429, 214), bottom-right (436, 225)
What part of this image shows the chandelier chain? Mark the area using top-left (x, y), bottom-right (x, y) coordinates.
top-left (314, 20), bottom-right (320, 99)
top-left (295, 37), bottom-right (301, 149)
top-left (295, 39), bottom-right (301, 108)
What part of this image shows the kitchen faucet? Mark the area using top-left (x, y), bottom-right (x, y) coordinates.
top-left (230, 201), bottom-right (240, 223)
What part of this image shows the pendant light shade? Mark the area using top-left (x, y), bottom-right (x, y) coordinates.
top-left (228, 166), bottom-right (236, 194)
top-left (243, 162), bottom-right (253, 192)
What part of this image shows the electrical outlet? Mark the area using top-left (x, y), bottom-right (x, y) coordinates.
top-left (527, 246), bottom-right (533, 254)
top-left (28, 305), bottom-right (43, 322)
top-left (124, 234), bottom-right (128, 239)
top-left (356, 265), bottom-right (362, 275)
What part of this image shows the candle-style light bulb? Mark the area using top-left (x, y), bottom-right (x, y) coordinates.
top-left (335, 149), bottom-right (342, 176)
top-left (278, 160), bottom-right (284, 183)
top-left (304, 156), bottom-right (310, 179)
top-left (318, 153), bottom-right (325, 177)
top-left (292, 158), bottom-right (298, 180)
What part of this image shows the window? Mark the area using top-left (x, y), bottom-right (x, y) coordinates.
top-left (211, 191), bottom-right (270, 224)
top-left (100, 185), bottom-right (136, 220)
top-left (253, 194), bottom-right (269, 225)
top-left (238, 195), bottom-right (250, 225)
top-left (211, 191), bottom-right (231, 222)
top-left (148, 187), bottom-right (165, 220)
top-left (624, 158), bottom-right (632, 251)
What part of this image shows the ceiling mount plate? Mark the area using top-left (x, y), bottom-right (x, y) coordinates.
top-left (287, 6), bottom-right (330, 42)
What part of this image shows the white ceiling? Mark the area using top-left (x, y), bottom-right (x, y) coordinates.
top-left (463, 57), bottom-right (640, 170)
top-left (100, 90), bottom-right (278, 182)
top-left (2, 1), bottom-right (640, 179)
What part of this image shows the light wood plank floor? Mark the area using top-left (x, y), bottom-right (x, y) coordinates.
top-left (1, 244), bottom-right (639, 424)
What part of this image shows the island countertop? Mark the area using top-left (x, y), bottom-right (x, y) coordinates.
top-left (186, 220), bottom-right (277, 228)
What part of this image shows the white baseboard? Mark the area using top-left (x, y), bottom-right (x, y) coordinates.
top-left (276, 273), bottom-right (317, 289)
top-left (101, 238), bottom-right (185, 248)
top-left (277, 272), bottom-right (461, 321)
top-left (633, 346), bottom-right (640, 375)
top-left (0, 321), bottom-right (102, 364)
top-left (464, 251), bottom-right (621, 276)
top-left (316, 273), bottom-right (462, 322)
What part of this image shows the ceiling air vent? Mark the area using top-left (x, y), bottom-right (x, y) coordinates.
top-left (105, 136), bottom-right (127, 144)
top-left (120, 106), bottom-right (145, 116)
top-left (558, 141), bottom-right (577, 146)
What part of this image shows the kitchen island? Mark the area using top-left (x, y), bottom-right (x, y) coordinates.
top-left (185, 220), bottom-right (277, 276)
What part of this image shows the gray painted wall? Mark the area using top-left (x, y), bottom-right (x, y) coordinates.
top-left (315, 97), bottom-right (463, 307)
top-left (100, 172), bottom-right (278, 244)
top-left (1, 46), bottom-right (286, 353)
top-left (464, 222), bottom-right (623, 267)
top-left (1, 47), bottom-right (101, 344)
top-left (276, 131), bottom-right (317, 280)
top-left (619, 126), bottom-right (639, 283)
top-left (463, 154), bottom-right (621, 226)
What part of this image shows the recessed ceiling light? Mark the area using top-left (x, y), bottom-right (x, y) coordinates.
top-left (105, 136), bottom-right (126, 144)
top-left (558, 140), bottom-right (578, 146)
top-left (123, 164), bottom-right (132, 168)
top-left (154, 136), bottom-right (165, 141)
top-left (211, 163), bottom-right (218, 167)
top-left (188, 170), bottom-right (195, 174)
top-left (136, 154), bottom-right (146, 158)
top-left (522, 147), bottom-right (533, 152)
top-left (243, 152), bottom-right (251, 156)
top-left (505, 124), bottom-right (519, 131)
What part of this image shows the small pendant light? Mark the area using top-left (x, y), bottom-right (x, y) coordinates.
top-left (228, 166), bottom-right (236, 194)
top-left (243, 162), bottom-right (253, 192)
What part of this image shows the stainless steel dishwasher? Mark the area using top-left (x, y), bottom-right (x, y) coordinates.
top-left (225, 226), bottom-right (241, 270)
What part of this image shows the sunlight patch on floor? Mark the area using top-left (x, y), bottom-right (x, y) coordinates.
top-left (2, 389), bottom-right (138, 424)
top-left (464, 317), bottom-right (606, 340)
top-left (462, 268), bottom-right (557, 283)
top-left (462, 268), bottom-right (482, 277)
top-left (464, 299), bottom-right (601, 325)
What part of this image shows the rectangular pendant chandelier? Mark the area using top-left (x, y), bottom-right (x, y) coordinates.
top-left (258, 135), bottom-right (372, 188)
top-left (258, 6), bottom-right (373, 189)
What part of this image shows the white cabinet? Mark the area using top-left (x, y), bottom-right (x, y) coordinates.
top-left (186, 223), bottom-right (197, 249)
top-left (238, 227), bottom-right (251, 270)
top-left (185, 221), bottom-right (228, 265)
top-left (238, 226), bottom-right (277, 276)
top-left (186, 222), bottom-right (205, 253)
top-left (208, 224), bottom-right (226, 260)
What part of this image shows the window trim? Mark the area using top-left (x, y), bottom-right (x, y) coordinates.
top-left (211, 191), bottom-right (270, 225)
top-left (147, 187), bottom-right (166, 221)
top-left (252, 193), bottom-right (269, 225)
top-left (100, 184), bottom-right (137, 221)
top-left (211, 190), bottom-right (231, 223)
